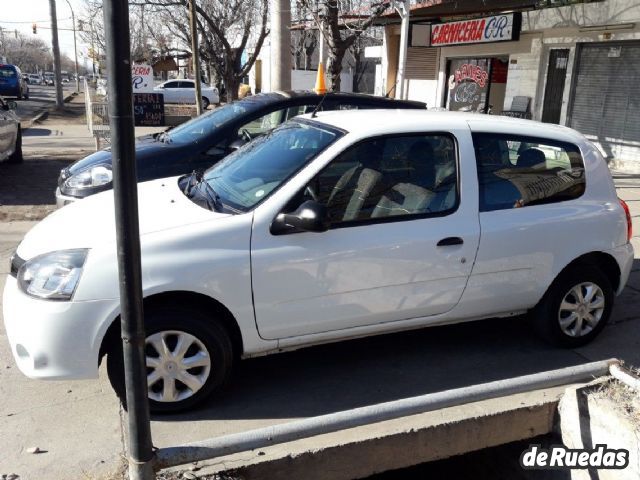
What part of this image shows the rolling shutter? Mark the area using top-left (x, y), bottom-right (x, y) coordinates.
top-left (569, 42), bottom-right (640, 161)
top-left (405, 47), bottom-right (438, 80)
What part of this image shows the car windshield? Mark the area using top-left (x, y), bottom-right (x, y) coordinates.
top-left (166, 101), bottom-right (257, 144)
top-left (197, 120), bottom-right (342, 212)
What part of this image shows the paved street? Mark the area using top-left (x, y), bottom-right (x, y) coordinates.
top-left (0, 162), bottom-right (638, 478)
top-left (14, 85), bottom-right (76, 124)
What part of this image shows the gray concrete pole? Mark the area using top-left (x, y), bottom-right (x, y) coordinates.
top-left (49, 0), bottom-right (64, 108)
top-left (270, 0), bottom-right (291, 91)
top-left (188, 0), bottom-right (203, 114)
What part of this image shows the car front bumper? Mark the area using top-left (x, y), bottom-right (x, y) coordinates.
top-left (2, 275), bottom-right (117, 380)
top-left (55, 187), bottom-right (79, 208)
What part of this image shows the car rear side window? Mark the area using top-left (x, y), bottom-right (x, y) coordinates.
top-left (472, 133), bottom-right (585, 212)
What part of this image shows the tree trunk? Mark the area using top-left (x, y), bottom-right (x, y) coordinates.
top-left (225, 71), bottom-right (240, 102)
top-left (327, 47), bottom-right (345, 92)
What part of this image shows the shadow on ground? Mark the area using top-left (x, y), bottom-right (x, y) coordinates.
top-left (0, 158), bottom-right (72, 206)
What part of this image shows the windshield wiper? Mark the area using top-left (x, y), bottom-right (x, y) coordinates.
top-left (195, 177), bottom-right (223, 212)
top-left (157, 131), bottom-right (172, 143)
top-left (182, 170), bottom-right (223, 212)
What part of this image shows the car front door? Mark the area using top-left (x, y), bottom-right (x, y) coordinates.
top-left (161, 81), bottom-right (180, 103)
top-left (250, 129), bottom-right (480, 340)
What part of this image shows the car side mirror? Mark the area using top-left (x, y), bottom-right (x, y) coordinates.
top-left (6, 101), bottom-right (17, 111)
top-left (271, 200), bottom-right (330, 235)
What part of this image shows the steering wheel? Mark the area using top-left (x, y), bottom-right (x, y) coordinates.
top-left (304, 184), bottom-right (318, 201)
top-left (240, 128), bottom-right (253, 143)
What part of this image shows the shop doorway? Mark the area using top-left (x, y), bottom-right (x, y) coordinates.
top-left (541, 49), bottom-right (569, 124)
top-left (445, 57), bottom-right (508, 113)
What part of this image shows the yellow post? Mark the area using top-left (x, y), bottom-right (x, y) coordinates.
top-left (314, 62), bottom-right (327, 94)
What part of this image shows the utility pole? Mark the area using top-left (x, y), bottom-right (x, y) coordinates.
top-left (49, 0), bottom-right (64, 109)
top-left (188, 0), bottom-right (203, 114)
top-left (103, 0), bottom-right (155, 479)
top-left (395, 0), bottom-right (410, 100)
top-left (270, 0), bottom-right (291, 91)
top-left (65, 0), bottom-right (80, 93)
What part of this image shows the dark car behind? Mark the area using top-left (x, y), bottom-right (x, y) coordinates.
top-left (56, 91), bottom-right (426, 207)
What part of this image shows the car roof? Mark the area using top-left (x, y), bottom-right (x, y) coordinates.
top-left (300, 109), bottom-right (586, 144)
top-left (229, 91), bottom-right (426, 108)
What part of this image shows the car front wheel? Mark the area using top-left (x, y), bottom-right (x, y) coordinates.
top-left (531, 265), bottom-right (613, 347)
top-left (106, 305), bottom-right (234, 413)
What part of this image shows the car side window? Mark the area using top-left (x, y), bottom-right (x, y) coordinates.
top-left (285, 105), bottom-right (316, 120)
top-left (239, 109), bottom-right (287, 138)
top-left (178, 81), bottom-right (194, 89)
top-left (164, 81), bottom-right (179, 89)
top-left (304, 134), bottom-right (458, 225)
top-left (473, 133), bottom-right (585, 212)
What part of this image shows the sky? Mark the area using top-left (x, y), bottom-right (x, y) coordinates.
top-left (1, 0), bottom-right (90, 66)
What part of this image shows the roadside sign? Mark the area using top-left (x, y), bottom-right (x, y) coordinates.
top-left (131, 64), bottom-right (154, 92)
top-left (133, 93), bottom-right (164, 126)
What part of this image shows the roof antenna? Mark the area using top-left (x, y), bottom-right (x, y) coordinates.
top-left (311, 62), bottom-right (328, 118)
top-left (311, 92), bottom-right (328, 118)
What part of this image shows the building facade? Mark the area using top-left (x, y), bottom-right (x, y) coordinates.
top-left (380, 0), bottom-right (640, 169)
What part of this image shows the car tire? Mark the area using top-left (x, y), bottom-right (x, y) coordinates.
top-left (202, 97), bottom-right (210, 110)
top-left (106, 305), bottom-right (235, 414)
top-left (7, 128), bottom-right (23, 164)
top-left (16, 90), bottom-right (22, 100)
top-left (531, 265), bottom-right (613, 348)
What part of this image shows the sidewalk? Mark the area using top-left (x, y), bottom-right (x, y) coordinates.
top-left (0, 96), bottom-right (165, 221)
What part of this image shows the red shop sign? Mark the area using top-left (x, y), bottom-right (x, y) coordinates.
top-left (431, 13), bottom-right (521, 47)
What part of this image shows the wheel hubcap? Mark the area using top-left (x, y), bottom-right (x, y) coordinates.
top-left (145, 330), bottom-right (211, 403)
top-left (558, 282), bottom-right (605, 337)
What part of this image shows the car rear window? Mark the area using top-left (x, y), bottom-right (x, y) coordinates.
top-left (0, 66), bottom-right (17, 78)
top-left (473, 132), bottom-right (585, 211)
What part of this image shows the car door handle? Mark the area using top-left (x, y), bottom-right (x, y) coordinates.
top-left (437, 237), bottom-right (464, 247)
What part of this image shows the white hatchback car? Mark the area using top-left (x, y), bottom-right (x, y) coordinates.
top-left (154, 79), bottom-right (219, 109)
top-left (3, 111), bottom-right (634, 412)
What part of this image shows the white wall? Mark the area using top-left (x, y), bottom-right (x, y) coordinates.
top-left (291, 70), bottom-right (353, 92)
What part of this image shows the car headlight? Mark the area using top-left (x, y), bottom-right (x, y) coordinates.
top-left (65, 165), bottom-right (112, 189)
top-left (17, 249), bottom-right (88, 301)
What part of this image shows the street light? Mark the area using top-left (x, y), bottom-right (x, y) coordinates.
top-left (64, 0), bottom-right (80, 92)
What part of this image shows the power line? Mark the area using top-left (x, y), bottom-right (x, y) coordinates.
top-left (0, 18), bottom-right (72, 24)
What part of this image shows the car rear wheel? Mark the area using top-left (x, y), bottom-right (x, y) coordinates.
top-left (202, 97), bottom-right (210, 110)
top-left (7, 128), bottom-right (23, 164)
top-left (106, 305), bottom-right (234, 413)
top-left (531, 265), bottom-right (613, 347)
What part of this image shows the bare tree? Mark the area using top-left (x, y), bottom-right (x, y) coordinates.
top-left (291, 0), bottom-right (318, 70)
top-left (0, 33), bottom-right (53, 72)
top-left (300, 0), bottom-right (389, 91)
top-left (132, 0), bottom-right (269, 102)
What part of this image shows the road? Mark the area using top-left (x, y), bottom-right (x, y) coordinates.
top-left (14, 85), bottom-right (76, 124)
top-left (0, 175), bottom-right (639, 479)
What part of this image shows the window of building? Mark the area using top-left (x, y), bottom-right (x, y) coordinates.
top-left (473, 132), bottom-right (585, 211)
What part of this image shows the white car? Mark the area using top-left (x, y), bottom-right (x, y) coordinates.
top-left (3, 110), bottom-right (634, 412)
top-left (154, 79), bottom-right (219, 109)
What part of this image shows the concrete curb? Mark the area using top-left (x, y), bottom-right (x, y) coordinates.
top-left (22, 91), bottom-right (78, 130)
